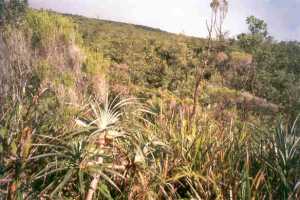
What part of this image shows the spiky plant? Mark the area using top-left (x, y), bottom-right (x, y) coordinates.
top-left (256, 117), bottom-right (300, 199)
top-left (78, 95), bottom-right (136, 200)
top-left (29, 94), bottom-right (137, 199)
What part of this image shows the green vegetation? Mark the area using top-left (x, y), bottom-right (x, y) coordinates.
top-left (0, 3), bottom-right (299, 199)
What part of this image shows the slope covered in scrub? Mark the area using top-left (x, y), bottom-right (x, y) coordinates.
top-left (70, 12), bottom-right (297, 119)
top-left (0, 7), bottom-right (299, 200)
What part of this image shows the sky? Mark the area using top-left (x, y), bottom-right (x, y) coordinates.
top-left (28, 0), bottom-right (300, 41)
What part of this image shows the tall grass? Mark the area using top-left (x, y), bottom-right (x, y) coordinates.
top-left (1, 89), bottom-right (299, 199)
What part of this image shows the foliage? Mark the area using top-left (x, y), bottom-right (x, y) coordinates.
top-left (25, 10), bottom-right (79, 50)
top-left (0, 0), bottom-right (27, 24)
top-left (82, 49), bottom-right (110, 76)
top-left (246, 16), bottom-right (268, 37)
top-left (0, 7), bottom-right (300, 200)
top-left (255, 118), bottom-right (300, 199)
top-left (237, 16), bottom-right (269, 52)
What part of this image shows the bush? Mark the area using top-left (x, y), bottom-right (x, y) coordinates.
top-left (82, 49), bottom-right (110, 76)
top-left (25, 10), bottom-right (78, 50)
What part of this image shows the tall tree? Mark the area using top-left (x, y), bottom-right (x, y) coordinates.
top-left (246, 15), bottom-right (268, 37)
top-left (237, 16), bottom-right (269, 52)
top-left (191, 0), bottom-right (228, 118)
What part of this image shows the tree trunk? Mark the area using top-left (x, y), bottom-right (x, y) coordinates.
top-left (85, 174), bottom-right (100, 200)
top-left (191, 74), bottom-right (201, 119)
top-left (191, 63), bottom-right (206, 119)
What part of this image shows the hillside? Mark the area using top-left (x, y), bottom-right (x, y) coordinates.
top-left (69, 13), bottom-right (293, 117)
top-left (0, 7), bottom-right (299, 200)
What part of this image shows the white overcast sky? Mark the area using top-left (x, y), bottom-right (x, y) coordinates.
top-left (29, 0), bottom-right (300, 41)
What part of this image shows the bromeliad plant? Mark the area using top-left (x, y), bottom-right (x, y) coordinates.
top-left (29, 94), bottom-right (165, 199)
top-left (77, 96), bottom-right (137, 200)
top-left (256, 117), bottom-right (300, 200)
top-left (28, 95), bottom-right (134, 199)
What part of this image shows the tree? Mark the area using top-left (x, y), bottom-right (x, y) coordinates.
top-left (210, 0), bottom-right (229, 40)
top-left (246, 15), bottom-right (268, 37)
top-left (191, 0), bottom-right (228, 118)
top-left (237, 16), bottom-right (269, 52)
